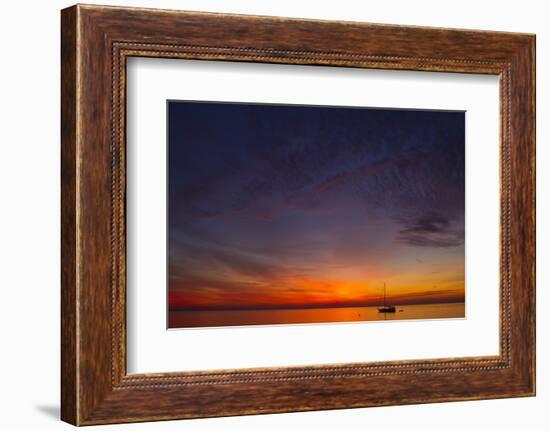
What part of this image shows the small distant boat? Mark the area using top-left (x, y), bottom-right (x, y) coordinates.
top-left (378, 282), bottom-right (396, 313)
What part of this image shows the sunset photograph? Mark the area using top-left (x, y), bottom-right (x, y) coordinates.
top-left (167, 101), bottom-right (465, 328)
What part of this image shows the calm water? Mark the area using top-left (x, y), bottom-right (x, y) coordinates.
top-left (169, 302), bottom-right (465, 329)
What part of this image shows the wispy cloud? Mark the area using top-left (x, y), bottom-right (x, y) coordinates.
top-left (396, 213), bottom-right (464, 248)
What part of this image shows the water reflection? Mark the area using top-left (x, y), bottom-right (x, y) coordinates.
top-left (169, 302), bottom-right (465, 329)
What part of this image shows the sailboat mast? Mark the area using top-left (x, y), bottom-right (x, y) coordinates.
top-left (383, 282), bottom-right (386, 306)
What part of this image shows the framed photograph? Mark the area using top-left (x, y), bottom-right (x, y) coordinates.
top-left (61, 4), bottom-right (535, 425)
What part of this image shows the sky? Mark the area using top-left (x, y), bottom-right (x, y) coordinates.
top-left (168, 101), bottom-right (465, 311)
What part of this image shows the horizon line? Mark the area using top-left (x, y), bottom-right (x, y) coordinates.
top-left (169, 299), bottom-right (465, 313)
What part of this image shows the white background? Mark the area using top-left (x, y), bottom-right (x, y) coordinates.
top-left (0, 0), bottom-right (547, 430)
top-left (127, 59), bottom-right (500, 373)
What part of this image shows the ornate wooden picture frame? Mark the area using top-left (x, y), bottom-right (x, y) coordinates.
top-left (61, 4), bottom-right (535, 425)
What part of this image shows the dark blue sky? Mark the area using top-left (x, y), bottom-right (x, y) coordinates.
top-left (168, 101), bottom-right (465, 310)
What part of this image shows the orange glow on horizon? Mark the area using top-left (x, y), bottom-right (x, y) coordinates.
top-left (169, 271), bottom-right (464, 310)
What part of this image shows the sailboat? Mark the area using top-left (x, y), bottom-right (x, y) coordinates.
top-left (377, 282), bottom-right (396, 313)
